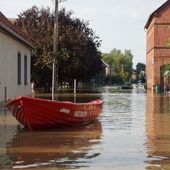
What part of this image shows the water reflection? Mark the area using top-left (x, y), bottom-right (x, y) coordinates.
top-left (4, 86), bottom-right (170, 169)
top-left (32, 87), bottom-right (103, 103)
top-left (6, 120), bottom-right (102, 169)
top-left (145, 91), bottom-right (170, 169)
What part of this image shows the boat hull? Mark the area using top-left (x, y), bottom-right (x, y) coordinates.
top-left (7, 96), bottom-right (103, 130)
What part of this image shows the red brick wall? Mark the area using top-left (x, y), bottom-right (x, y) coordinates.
top-left (146, 3), bottom-right (170, 90)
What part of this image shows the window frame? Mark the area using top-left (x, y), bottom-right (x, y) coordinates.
top-left (17, 52), bottom-right (21, 84)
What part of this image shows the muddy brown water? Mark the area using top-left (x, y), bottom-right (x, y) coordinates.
top-left (0, 86), bottom-right (170, 170)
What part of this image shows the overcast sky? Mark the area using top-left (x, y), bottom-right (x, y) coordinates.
top-left (0, 0), bottom-right (167, 67)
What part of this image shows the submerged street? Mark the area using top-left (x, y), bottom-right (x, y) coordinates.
top-left (0, 86), bottom-right (170, 170)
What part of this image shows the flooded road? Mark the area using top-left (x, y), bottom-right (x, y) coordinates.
top-left (1, 86), bottom-right (170, 169)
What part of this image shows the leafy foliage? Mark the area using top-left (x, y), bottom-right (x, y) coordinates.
top-left (136, 62), bottom-right (146, 83)
top-left (105, 75), bottom-right (123, 85)
top-left (102, 48), bottom-right (133, 83)
top-left (14, 6), bottom-right (103, 90)
top-left (163, 62), bottom-right (170, 72)
top-left (136, 62), bottom-right (146, 72)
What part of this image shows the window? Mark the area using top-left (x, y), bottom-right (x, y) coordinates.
top-left (24, 55), bottom-right (27, 84)
top-left (17, 52), bottom-right (21, 84)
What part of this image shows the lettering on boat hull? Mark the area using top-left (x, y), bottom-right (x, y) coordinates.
top-left (60, 108), bottom-right (70, 114)
top-left (74, 111), bottom-right (87, 117)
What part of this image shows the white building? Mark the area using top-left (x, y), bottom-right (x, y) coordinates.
top-left (0, 12), bottom-right (34, 101)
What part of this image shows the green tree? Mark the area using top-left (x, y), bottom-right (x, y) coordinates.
top-left (102, 48), bottom-right (133, 83)
top-left (14, 6), bottom-right (54, 92)
top-left (163, 62), bottom-right (170, 72)
top-left (58, 9), bottom-right (103, 85)
top-left (136, 62), bottom-right (146, 83)
top-left (101, 53), bottom-right (114, 66)
top-left (14, 6), bottom-right (103, 90)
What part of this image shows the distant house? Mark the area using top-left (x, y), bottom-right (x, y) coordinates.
top-left (102, 59), bottom-right (112, 76)
top-left (131, 70), bottom-right (136, 81)
top-left (144, 0), bottom-right (170, 91)
top-left (0, 12), bottom-right (34, 101)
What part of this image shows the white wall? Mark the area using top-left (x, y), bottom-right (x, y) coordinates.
top-left (0, 32), bottom-right (31, 101)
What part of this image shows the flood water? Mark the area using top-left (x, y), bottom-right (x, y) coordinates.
top-left (1, 86), bottom-right (170, 170)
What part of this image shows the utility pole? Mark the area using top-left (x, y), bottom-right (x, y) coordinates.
top-left (52, 0), bottom-right (59, 100)
top-left (52, 0), bottom-right (67, 100)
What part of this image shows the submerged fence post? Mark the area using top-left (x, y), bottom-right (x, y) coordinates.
top-left (74, 79), bottom-right (76, 94)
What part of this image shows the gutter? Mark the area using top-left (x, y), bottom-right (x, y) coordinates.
top-left (0, 21), bottom-right (35, 50)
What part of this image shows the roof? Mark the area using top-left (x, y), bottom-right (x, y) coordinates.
top-left (0, 11), bottom-right (34, 49)
top-left (144, 0), bottom-right (170, 29)
top-left (164, 70), bottom-right (170, 75)
top-left (101, 59), bottom-right (110, 68)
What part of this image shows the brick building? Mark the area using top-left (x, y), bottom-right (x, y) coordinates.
top-left (145, 0), bottom-right (170, 92)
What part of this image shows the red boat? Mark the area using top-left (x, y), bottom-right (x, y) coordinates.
top-left (7, 96), bottom-right (103, 130)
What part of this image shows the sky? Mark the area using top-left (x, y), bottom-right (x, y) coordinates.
top-left (0, 0), bottom-right (167, 68)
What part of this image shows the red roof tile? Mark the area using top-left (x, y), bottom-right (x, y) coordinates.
top-left (0, 11), bottom-right (34, 49)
